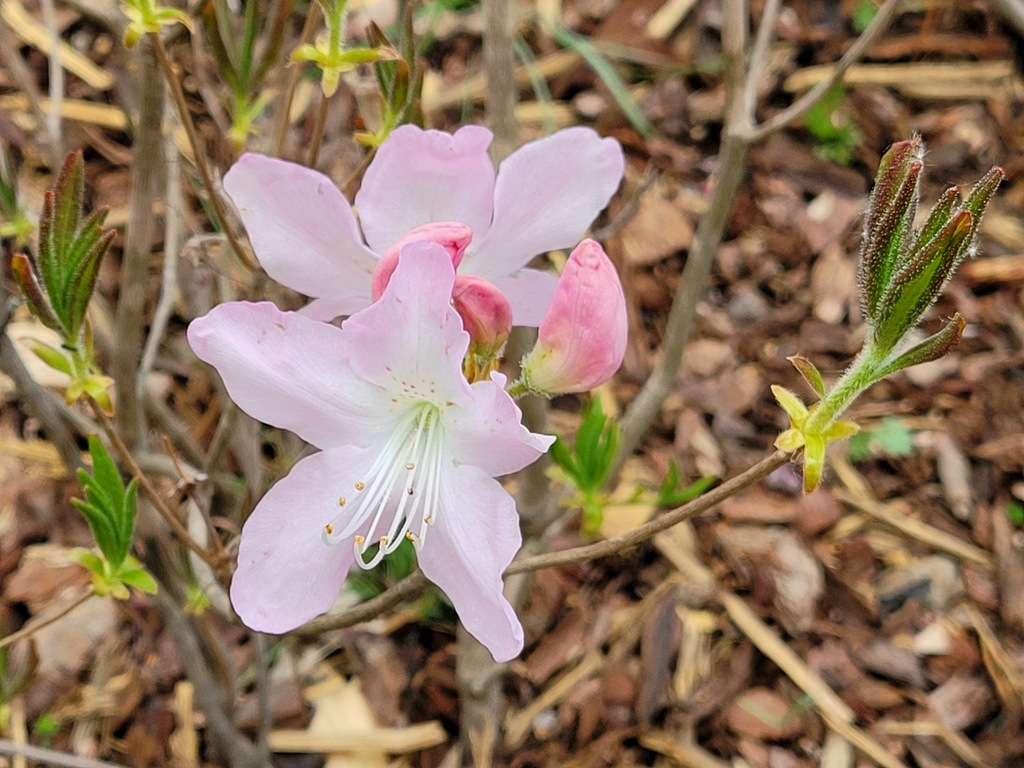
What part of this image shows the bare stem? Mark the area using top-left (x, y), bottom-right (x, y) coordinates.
top-left (39, 0), bottom-right (63, 153)
top-left (297, 570), bottom-right (429, 634)
top-left (140, 95), bottom-right (184, 379)
top-left (508, 450), bottom-right (788, 574)
top-left (274, 1), bottom-right (321, 158)
top-left (0, 738), bottom-right (127, 768)
top-left (89, 398), bottom-right (224, 574)
top-left (747, 0), bottom-right (901, 142)
top-left (306, 91), bottom-right (330, 168)
top-left (148, 31), bottom-right (257, 272)
top-left (0, 591), bottom-right (90, 651)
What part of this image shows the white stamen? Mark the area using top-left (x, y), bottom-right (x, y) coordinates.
top-left (323, 404), bottom-right (446, 567)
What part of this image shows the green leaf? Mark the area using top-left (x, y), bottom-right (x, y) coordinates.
top-left (788, 356), bottom-right (826, 400)
top-left (872, 417), bottom-right (914, 457)
top-left (51, 153), bottom-right (84, 273)
top-left (30, 342), bottom-right (72, 375)
top-left (859, 144), bottom-right (921, 320)
top-left (201, 1), bottom-right (239, 92)
top-left (913, 186), bottom-right (959, 256)
top-left (75, 550), bottom-right (106, 576)
top-left (656, 460), bottom-right (716, 508)
top-left (573, 398), bottom-right (619, 491)
top-left (12, 254), bottom-right (63, 333)
top-left (851, 0), bottom-right (878, 33)
top-left (961, 166), bottom-right (1004, 246)
top-left (545, 22), bottom-right (655, 138)
top-left (37, 190), bottom-right (60, 308)
top-left (1006, 501), bottom-right (1024, 528)
top-left (872, 210), bottom-right (972, 352)
top-left (64, 228), bottom-right (115, 340)
top-left (846, 430), bottom-right (873, 462)
top-left (73, 436), bottom-right (137, 568)
top-left (875, 314), bottom-right (965, 379)
top-left (113, 566), bottom-right (157, 594)
top-left (849, 417), bottom-right (915, 462)
top-left (549, 436), bottom-right (579, 482)
top-left (71, 498), bottom-right (119, 564)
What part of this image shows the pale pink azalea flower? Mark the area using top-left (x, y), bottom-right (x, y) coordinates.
top-left (188, 243), bottom-right (553, 661)
top-left (520, 239), bottom-right (628, 395)
top-left (223, 125), bottom-right (624, 325)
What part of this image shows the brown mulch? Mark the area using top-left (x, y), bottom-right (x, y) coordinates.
top-left (3, 1), bottom-right (1024, 767)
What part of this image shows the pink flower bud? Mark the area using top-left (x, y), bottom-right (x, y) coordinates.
top-left (371, 221), bottom-right (473, 301)
top-left (452, 275), bottom-right (513, 359)
top-left (521, 239), bottom-right (627, 395)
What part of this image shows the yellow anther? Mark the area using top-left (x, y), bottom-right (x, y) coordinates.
top-left (354, 535), bottom-right (365, 545)
top-left (355, 481), bottom-right (365, 491)
top-left (325, 523), bottom-right (334, 534)
top-left (338, 497), bottom-right (346, 506)
top-left (406, 462), bottom-right (415, 470)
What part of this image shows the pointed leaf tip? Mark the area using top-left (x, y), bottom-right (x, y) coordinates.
top-left (787, 356), bottom-right (826, 399)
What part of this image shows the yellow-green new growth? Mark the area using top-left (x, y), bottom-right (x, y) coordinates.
top-left (291, 0), bottom-right (396, 97)
top-left (772, 383), bottom-right (858, 493)
top-left (120, 0), bottom-right (192, 48)
top-left (773, 137), bottom-right (1002, 493)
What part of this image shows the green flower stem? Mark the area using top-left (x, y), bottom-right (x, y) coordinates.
top-left (803, 345), bottom-right (885, 435)
top-left (506, 380), bottom-right (532, 400)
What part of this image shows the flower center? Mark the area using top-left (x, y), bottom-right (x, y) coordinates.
top-left (322, 403), bottom-right (445, 568)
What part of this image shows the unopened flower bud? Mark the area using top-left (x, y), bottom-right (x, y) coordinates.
top-left (520, 239), bottom-right (626, 395)
top-left (371, 221), bottom-right (472, 300)
top-left (452, 275), bottom-right (512, 361)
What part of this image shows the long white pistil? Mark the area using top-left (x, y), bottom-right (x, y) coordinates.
top-left (321, 404), bottom-right (445, 569)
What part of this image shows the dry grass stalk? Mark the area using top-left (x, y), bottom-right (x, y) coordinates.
top-left (831, 459), bottom-right (994, 569)
top-left (0, 0), bottom-right (113, 89)
top-left (267, 723), bottom-right (447, 754)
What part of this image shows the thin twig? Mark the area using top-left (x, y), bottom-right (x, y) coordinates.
top-left (89, 398), bottom-right (224, 573)
top-left (297, 570), bottom-right (429, 634)
top-left (301, 451), bottom-right (790, 634)
top-left (306, 90), bottom-right (330, 168)
top-left (39, 0), bottom-right (63, 153)
top-left (148, 31), bottom-right (257, 272)
top-left (743, 0), bottom-right (782, 118)
top-left (140, 93), bottom-right (184, 379)
top-left (0, 591), bottom-right (90, 651)
top-left (0, 738), bottom-right (127, 768)
top-left (274, 0), bottom-right (320, 158)
top-left (0, 17), bottom-right (61, 167)
top-left (509, 450), bottom-right (788, 574)
top-left (251, 632), bottom-right (273, 765)
top-left (747, 0), bottom-right (901, 142)
top-left (162, 433), bottom-right (228, 560)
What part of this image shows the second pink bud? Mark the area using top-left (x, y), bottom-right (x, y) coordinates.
top-left (520, 239), bottom-right (627, 395)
